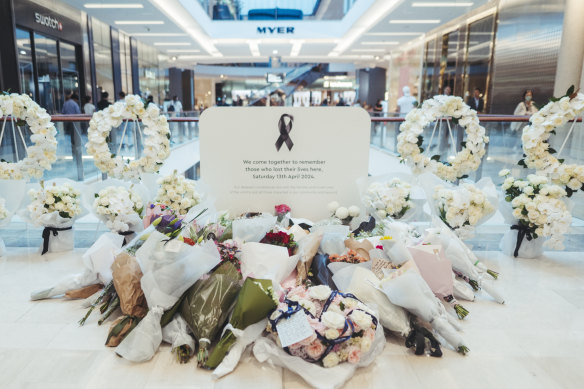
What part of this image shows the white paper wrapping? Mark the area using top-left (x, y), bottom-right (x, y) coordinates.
top-left (116, 234), bottom-right (220, 362)
top-left (499, 226), bottom-right (544, 259)
top-left (453, 276), bottom-right (475, 302)
top-left (252, 318), bottom-right (385, 389)
top-left (162, 315), bottom-right (195, 356)
top-left (240, 242), bottom-right (298, 286)
top-left (233, 215), bottom-right (277, 242)
top-left (0, 179), bottom-right (26, 228)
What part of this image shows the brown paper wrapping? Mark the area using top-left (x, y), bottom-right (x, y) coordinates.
top-left (344, 238), bottom-right (374, 261)
top-left (295, 233), bottom-right (323, 285)
top-left (111, 252), bottom-right (148, 318)
top-left (65, 283), bottom-right (103, 299)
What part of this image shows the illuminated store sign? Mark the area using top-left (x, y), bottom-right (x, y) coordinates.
top-left (257, 26), bottom-right (295, 34)
top-left (35, 12), bottom-right (63, 31)
top-left (323, 81), bottom-right (353, 88)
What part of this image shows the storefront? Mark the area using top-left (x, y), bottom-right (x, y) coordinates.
top-left (13, 0), bottom-right (87, 114)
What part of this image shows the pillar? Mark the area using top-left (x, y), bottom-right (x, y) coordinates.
top-left (554, 0), bottom-right (584, 96)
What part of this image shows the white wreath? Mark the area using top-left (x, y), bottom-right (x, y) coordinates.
top-left (0, 93), bottom-right (57, 180)
top-left (397, 95), bottom-right (489, 182)
top-left (86, 94), bottom-right (171, 180)
top-left (521, 91), bottom-right (584, 196)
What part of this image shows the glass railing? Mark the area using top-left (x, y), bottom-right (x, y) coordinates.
top-left (0, 115), bottom-right (200, 183)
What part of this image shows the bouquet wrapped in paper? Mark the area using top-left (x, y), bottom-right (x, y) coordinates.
top-left (180, 260), bottom-right (242, 366)
top-left (409, 245), bottom-right (469, 319)
top-left (204, 277), bottom-right (277, 373)
top-left (357, 174), bottom-right (417, 221)
top-left (115, 233), bottom-right (220, 362)
top-left (0, 179), bottom-right (26, 256)
top-left (83, 179), bottom-right (148, 244)
top-left (31, 232), bottom-right (123, 301)
top-left (105, 252), bottom-right (148, 347)
top-left (254, 284), bottom-right (384, 389)
top-left (162, 315), bottom-right (196, 363)
top-left (424, 219), bottom-right (504, 304)
top-left (314, 225), bottom-right (350, 256)
top-left (294, 230), bottom-right (322, 285)
top-left (259, 230), bottom-right (298, 256)
top-left (19, 179), bottom-right (86, 254)
top-left (499, 171), bottom-right (571, 258)
top-left (325, 201), bottom-right (361, 227)
top-left (379, 264), bottom-right (469, 354)
top-left (232, 213), bottom-right (277, 242)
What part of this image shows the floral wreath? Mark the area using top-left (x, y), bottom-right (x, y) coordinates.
top-left (520, 87), bottom-right (584, 197)
top-left (397, 95), bottom-right (489, 182)
top-left (0, 93), bottom-right (57, 180)
top-left (86, 94), bottom-right (170, 180)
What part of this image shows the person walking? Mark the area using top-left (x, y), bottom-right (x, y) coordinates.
top-left (62, 93), bottom-right (81, 115)
top-left (97, 92), bottom-right (111, 111)
top-left (467, 88), bottom-right (484, 113)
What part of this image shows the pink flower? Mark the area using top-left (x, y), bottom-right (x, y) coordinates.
top-left (308, 317), bottom-right (327, 334)
top-left (347, 346), bottom-right (361, 364)
top-left (288, 286), bottom-right (308, 300)
top-left (297, 332), bottom-right (317, 347)
top-left (306, 340), bottom-right (326, 360)
top-left (275, 204), bottom-right (291, 215)
top-left (364, 328), bottom-right (376, 341)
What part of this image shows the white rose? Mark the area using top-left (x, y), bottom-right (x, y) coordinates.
top-left (321, 311), bottom-right (346, 330)
top-left (325, 329), bottom-right (339, 340)
top-left (348, 205), bottom-right (360, 217)
top-left (308, 285), bottom-right (332, 300)
top-left (360, 337), bottom-right (372, 353)
top-left (322, 352), bottom-right (340, 368)
top-left (327, 201), bottom-right (340, 213)
top-left (335, 207), bottom-right (349, 220)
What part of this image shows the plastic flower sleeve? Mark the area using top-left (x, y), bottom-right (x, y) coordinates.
top-left (180, 261), bottom-right (242, 366)
top-left (379, 270), bottom-right (469, 354)
top-left (162, 315), bottom-right (195, 363)
top-left (453, 276), bottom-right (475, 302)
top-left (205, 277), bottom-right (277, 370)
top-left (116, 234), bottom-right (221, 362)
top-left (240, 242), bottom-right (299, 286)
top-left (0, 179), bottom-right (26, 255)
top-left (232, 214), bottom-right (277, 242)
top-left (331, 265), bottom-right (410, 336)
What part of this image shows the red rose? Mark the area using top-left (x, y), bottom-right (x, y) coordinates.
top-left (275, 204), bottom-right (291, 215)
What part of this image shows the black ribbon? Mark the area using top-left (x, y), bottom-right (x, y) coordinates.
top-left (510, 224), bottom-right (533, 258)
top-left (118, 231), bottom-right (135, 246)
top-left (275, 114), bottom-right (294, 151)
top-left (352, 216), bottom-right (376, 236)
top-left (406, 320), bottom-right (442, 357)
top-left (41, 226), bottom-right (72, 255)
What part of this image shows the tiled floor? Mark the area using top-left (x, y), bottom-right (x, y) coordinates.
top-left (0, 247), bottom-right (583, 388)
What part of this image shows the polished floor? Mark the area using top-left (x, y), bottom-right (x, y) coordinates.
top-left (0, 247), bottom-right (583, 389)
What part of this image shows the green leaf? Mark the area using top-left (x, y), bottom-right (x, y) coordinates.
top-left (460, 175), bottom-right (469, 179)
top-left (518, 159), bottom-right (527, 168)
top-left (419, 147), bottom-right (424, 153)
top-left (548, 147), bottom-right (557, 154)
top-left (566, 188), bottom-right (574, 198)
top-left (94, 193), bottom-right (99, 198)
top-left (549, 97), bottom-right (559, 103)
top-left (460, 141), bottom-right (467, 148)
top-left (551, 130), bottom-right (556, 135)
top-left (416, 135), bottom-right (424, 146)
top-left (431, 154), bottom-right (441, 161)
top-left (558, 158), bottom-right (565, 163)
top-left (567, 85), bottom-right (575, 97)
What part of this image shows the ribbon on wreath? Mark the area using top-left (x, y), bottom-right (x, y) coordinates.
top-left (275, 114), bottom-right (294, 151)
top-left (510, 224), bottom-right (534, 258)
top-left (41, 226), bottom-right (73, 255)
top-left (118, 231), bottom-right (135, 246)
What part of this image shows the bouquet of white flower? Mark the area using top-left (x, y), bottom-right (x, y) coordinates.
top-left (362, 178), bottom-right (414, 220)
top-left (0, 179), bottom-right (27, 256)
top-left (326, 201), bottom-right (360, 226)
top-left (499, 171), bottom-right (572, 257)
top-left (154, 171), bottom-right (201, 215)
top-left (20, 180), bottom-right (85, 254)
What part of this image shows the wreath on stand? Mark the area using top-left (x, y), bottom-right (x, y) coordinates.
top-left (0, 93), bottom-right (57, 180)
top-left (86, 94), bottom-right (171, 180)
top-left (397, 95), bottom-right (489, 182)
top-left (520, 86), bottom-right (584, 197)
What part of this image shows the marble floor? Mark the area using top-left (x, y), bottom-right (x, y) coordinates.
top-left (1, 247), bottom-right (583, 389)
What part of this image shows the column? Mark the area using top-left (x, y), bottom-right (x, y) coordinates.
top-left (554, 0), bottom-right (584, 96)
top-left (0, 0), bottom-right (20, 92)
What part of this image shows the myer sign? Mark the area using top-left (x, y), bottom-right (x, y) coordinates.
top-left (257, 26), bottom-right (294, 34)
top-left (35, 12), bottom-right (63, 31)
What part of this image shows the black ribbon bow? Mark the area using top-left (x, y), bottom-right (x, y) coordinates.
top-left (41, 226), bottom-right (73, 255)
top-left (352, 216), bottom-right (376, 236)
top-left (406, 320), bottom-right (442, 357)
top-left (275, 114), bottom-right (294, 151)
top-left (510, 224), bottom-right (533, 258)
top-left (118, 231), bottom-right (135, 246)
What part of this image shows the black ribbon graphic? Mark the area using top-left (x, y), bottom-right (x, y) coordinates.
top-left (41, 226), bottom-right (73, 255)
top-left (510, 224), bottom-right (533, 258)
top-left (118, 231), bottom-right (135, 246)
top-left (275, 114), bottom-right (294, 151)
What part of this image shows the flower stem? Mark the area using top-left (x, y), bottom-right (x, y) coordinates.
top-left (98, 296), bottom-right (120, 325)
top-left (174, 345), bottom-right (193, 364)
top-left (197, 341), bottom-right (210, 367)
top-left (458, 345), bottom-right (470, 355)
top-left (454, 304), bottom-right (469, 320)
top-left (469, 279), bottom-right (480, 291)
top-left (79, 281), bottom-right (114, 326)
top-left (487, 269), bottom-right (499, 280)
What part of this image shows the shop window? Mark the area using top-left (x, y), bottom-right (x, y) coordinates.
top-left (16, 28), bottom-right (35, 99)
top-left (34, 33), bottom-right (61, 114)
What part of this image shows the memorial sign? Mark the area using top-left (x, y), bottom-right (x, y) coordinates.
top-left (200, 107), bottom-right (370, 220)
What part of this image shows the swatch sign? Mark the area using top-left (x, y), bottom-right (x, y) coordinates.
top-left (35, 12), bottom-right (63, 31)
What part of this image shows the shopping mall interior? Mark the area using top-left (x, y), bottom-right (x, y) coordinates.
top-left (1, 0), bottom-right (584, 388)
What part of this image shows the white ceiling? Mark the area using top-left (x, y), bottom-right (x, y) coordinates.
top-left (63, 0), bottom-right (491, 66)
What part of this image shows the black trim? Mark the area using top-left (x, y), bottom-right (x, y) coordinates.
top-left (110, 27), bottom-right (121, 98)
top-left (0, 0), bottom-right (21, 92)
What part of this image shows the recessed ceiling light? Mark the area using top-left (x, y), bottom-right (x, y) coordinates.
top-left (153, 42), bottom-right (191, 46)
top-left (361, 41), bottom-right (399, 45)
top-left (115, 20), bottom-right (164, 25)
top-left (412, 2), bottom-right (473, 7)
top-left (166, 49), bottom-right (200, 53)
top-left (389, 19), bottom-right (441, 24)
top-left (130, 33), bottom-right (188, 37)
top-left (273, 49), bottom-right (278, 54)
top-left (85, 3), bottom-right (143, 8)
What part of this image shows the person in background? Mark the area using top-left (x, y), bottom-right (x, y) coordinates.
top-left (336, 98), bottom-right (346, 106)
top-left (62, 93), bottom-right (81, 115)
top-left (170, 95), bottom-right (183, 114)
top-left (145, 95), bottom-right (154, 108)
top-left (118, 91), bottom-right (126, 102)
top-left (97, 92), bottom-right (111, 111)
top-left (443, 85), bottom-right (452, 96)
top-left (83, 96), bottom-right (95, 115)
top-left (320, 98), bottom-right (329, 106)
top-left (514, 89), bottom-right (538, 116)
top-left (467, 88), bottom-right (484, 113)
top-left (396, 86), bottom-right (417, 117)
top-left (373, 99), bottom-right (384, 116)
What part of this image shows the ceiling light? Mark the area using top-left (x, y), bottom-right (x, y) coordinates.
top-left (361, 41), bottom-right (399, 45)
top-left (352, 48), bottom-right (385, 52)
top-left (130, 33), bottom-right (188, 37)
top-left (248, 41), bottom-right (260, 57)
top-left (166, 49), bottom-right (200, 53)
top-left (273, 49), bottom-right (278, 54)
top-left (115, 20), bottom-right (164, 25)
top-left (220, 74), bottom-right (225, 78)
top-left (389, 19), bottom-right (440, 24)
top-left (85, 3), bottom-right (143, 8)
top-left (412, 2), bottom-right (473, 7)
top-left (19, 50), bottom-right (26, 55)
top-left (171, 56), bottom-right (177, 61)
top-left (154, 42), bottom-right (191, 46)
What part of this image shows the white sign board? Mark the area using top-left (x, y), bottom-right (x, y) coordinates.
top-left (200, 107), bottom-right (370, 220)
